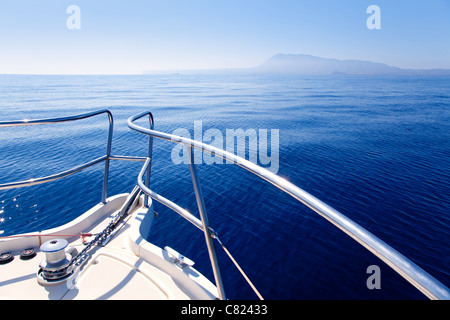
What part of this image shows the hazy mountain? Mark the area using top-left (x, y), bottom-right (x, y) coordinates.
top-left (143, 54), bottom-right (450, 76)
top-left (251, 54), bottom-right (450, 76)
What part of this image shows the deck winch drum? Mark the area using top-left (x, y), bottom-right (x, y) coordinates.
top-left (38, 239), bottom-right (74, 283)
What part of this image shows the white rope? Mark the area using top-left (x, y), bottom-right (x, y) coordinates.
top-left (215, 237), bottom-right (264, 300)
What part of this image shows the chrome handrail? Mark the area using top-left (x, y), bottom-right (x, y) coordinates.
top-left (0, 109), bottom-right (113, 128)
top-left (137, 158), bottom-right (203, 231)
top-left (0, 156), bottom-right (107, 191)
top-left (128, 111), bottom-right (450, 300)
top-left (0, 110), bottom-right (148, 204)
top-left (0, 110), bottom-right (113, 203)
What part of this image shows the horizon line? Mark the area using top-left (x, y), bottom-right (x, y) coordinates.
top-left (1, 53), bottom-right (450, 76)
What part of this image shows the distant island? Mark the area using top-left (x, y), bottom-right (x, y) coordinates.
top-left (251, 54), bottom-right (450, 76)
top-left (144, 53), bottom-right (450, 76)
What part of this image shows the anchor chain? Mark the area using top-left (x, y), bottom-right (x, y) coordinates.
top-left (42, 186), bottom-right (142, 277)
top-left (42, 201), bottom-right (131, 276)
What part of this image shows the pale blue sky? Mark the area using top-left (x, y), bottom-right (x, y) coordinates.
top-left (0, 0), bottom-right (449, 74)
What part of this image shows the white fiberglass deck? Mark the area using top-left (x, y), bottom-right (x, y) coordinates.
top-left (0, 194), bottom-right (218, 300)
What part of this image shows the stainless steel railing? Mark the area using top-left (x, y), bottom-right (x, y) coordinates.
top-left (129, 111), bottom-right (227, 299)
top-left (0, 110), bottom-right (149, 203)
top-left (128, 111), bottom-right (450, 301)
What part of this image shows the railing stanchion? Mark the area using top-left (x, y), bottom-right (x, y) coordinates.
top-left (144, 113), bottom-right (154, 207)
top-left (101, 112), bottom-right (113, 204)
top-left (186, 145), bottom-right (226, 300)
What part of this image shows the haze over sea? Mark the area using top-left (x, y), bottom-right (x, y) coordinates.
top-left (0, 73), bottom-right (448, 299)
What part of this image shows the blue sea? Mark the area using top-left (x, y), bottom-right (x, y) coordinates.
top-left (0, 74), bottom-right (448, 299)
